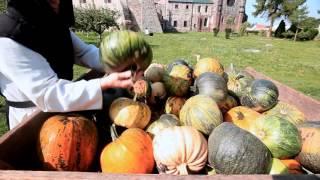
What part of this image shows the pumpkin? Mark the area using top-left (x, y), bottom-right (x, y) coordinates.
top-left (224, 106), bottom-right (261, 131)
top-left (217, 94), bottom-right (239, 114)
top-left (248, 115), bottom-right (302, 159)
top-left (264, 101), bottom-right (305, 126)
top-left (225, 64), bottom-right (255, 98)
top-left (144, 63), bottom-right (165, 82)
top-left (193, 72), bottom-right (228, 104)
top-left (269, 158), bottom-right (289, 175)
top-left (163, 64), bottom-right (193, 97)
top-left (165, 96), bottom-right (186, 117)
top-left (296, 121), bottom-right (320, 173)
top-left (37, 114), bottom-right (98, 171)
top-left (109, 97), bottom-right (151, 129)
top-left (280, 159), bottom-right (303, 174)
top-left (208, 122), bottom-right (272, 174)
top-left (193, 57), bottom-right (224, 78)
top-left (148, 82), bottom-right (167, 104)
top-left (153, 126), bottom-right (208, 175)
top-left (131, 79), bottom-right (152, 100)
top-left (100, 128), bottom-right (154, 173)
top-left (166, 59), bottom-right (192, 73)
top-left (179, 95), bottom-right (223, 135)
top-left (146, 114), bottom-right (180, 137)
top-left (241, 79), bottom-right (279, 112)
top-left (100, 30), bottom-right (152, 73)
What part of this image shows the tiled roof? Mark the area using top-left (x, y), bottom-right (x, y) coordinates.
top-left (168, 0), bottom-right (213, 4)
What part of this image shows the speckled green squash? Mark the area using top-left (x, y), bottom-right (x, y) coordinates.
top-left (225, 64), bottom-right (255, 98)
top-left (163, 64), bottom-right (193, 97)
top-left (146, 114), bottom-right (180, 137)
top-left (194, 72), bottom-right (228, 104)
top-left (179, 95), bottom-right (223, 135)
top-left (100, 30), bottom-right (152, 72)
top-left (248, 115), bottom-right (302, 159)
top-left (269, 158), bottom-right (289, 175)
top-left (241, 79), bottom-right (279, 112)
top-left (208, 122), bottom-right (272, 174)
top-left (263, 101), bottom-right (305, 126)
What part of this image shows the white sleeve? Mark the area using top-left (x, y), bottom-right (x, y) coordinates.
top-left (70, 31), bottom-right (105, 73)
top-left (0, 38), bottom-right (103, 112)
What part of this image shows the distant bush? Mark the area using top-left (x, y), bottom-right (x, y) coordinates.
top-left (297, 28), bottom-right (319, 41)
top-left (213, 28), bottom-right (219, 37)
top-left (275, 20), bottom-right (286, 38)
top-left (239, 22), bottom-right (250, 36)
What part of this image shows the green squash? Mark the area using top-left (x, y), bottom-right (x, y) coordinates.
top-left (248, 115), bottom-right (302, 159)
top-left (241, 79), bottom-right (279, 112)
top-left (208, 122), bottom-right (272, 174)
top-left (166, 59), bottom-right (192, 73)
top-left (194, 72), bottom-right (228, 104)
top-left (146, 114), bottom-right (180, 137)
top-left (225, 64), bottom-right (255, 98)
top-left (100, 30), bottom-right (152, 73)
top-left (163, 64), bottom-right (193, 97)
top-left (269, 158), bottom-right (289, 175)
top-left (263, 101), bottom-right (305, 126)
top-left (179, 95), bottom-right (223, 135)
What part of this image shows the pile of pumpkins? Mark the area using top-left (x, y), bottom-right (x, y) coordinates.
top-left (37, 57), bottom-right (320, 175)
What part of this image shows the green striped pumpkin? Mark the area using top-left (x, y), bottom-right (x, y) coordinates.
top-left (241, 79), bottom-right (279, 112)
top-left (100, 30), bottom-right (153, 73)
top-left (179, 95), bottom-right (223, 135)
top-left (248, 115), bottom-right (302, 159)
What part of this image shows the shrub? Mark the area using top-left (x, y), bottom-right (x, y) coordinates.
top-left (213, 28), bottom-right (219, 37)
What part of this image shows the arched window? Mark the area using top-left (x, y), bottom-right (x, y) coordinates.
top-left (227, 0), bottom-right (235, 6)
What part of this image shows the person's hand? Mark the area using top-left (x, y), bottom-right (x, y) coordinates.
top-left (100, 70), bottom-right (133, 90)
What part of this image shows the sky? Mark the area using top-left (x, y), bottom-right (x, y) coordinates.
top-left (246, 0), bottom-right (320, 27)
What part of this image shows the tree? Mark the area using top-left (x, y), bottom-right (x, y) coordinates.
top-left (253, 0), bottom-right (306, 38)
top-left (274, 20), bottom-right (286, 38)
top-left (74, 6), bottom-right (119, 41)
top-left (289, 5), bottom-right (308, 41)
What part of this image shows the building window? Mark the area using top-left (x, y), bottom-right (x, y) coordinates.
top-left (204, 18), bottom-right (208, 27)
top-left (194, 24), bottom-right (196, 28)
top-left (184, 21), bottom-right (187, 27)
top-left (104, 0), bottom-right (111, 3)
top-left (205, 6), bottom-right (208, 12)
top-left (80, 0), bottom-right (86, 3)
top-left (198, 6), bottom-right (201, 12)
top-left (173, 21), bottom-right (178, 27)
top-left (227, 0), bottom-right (235, 6)
top-left (186, 5), bottom-right (189, 9)
top-left (175, 4), bottom-right (178, 9)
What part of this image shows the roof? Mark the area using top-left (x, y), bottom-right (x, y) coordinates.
top-left (168, 0), bottom-right (213, 4)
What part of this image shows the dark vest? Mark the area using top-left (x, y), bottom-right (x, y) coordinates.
top-left (0, 7), bottom-right (75, 80)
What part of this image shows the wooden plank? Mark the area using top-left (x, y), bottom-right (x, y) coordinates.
top-left (245, 67), bottom-right (320, 121)
top-left (0, 170), bottom-right (318, 180)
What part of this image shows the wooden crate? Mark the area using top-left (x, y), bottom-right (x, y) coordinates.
top-left (0, 67), bottom-right (319, 179)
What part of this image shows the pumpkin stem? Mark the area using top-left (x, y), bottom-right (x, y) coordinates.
top-left (110, 123), bottom-right (119, 141)
top-left (133, 93), bottom-right (137, 102)
top-left (177, 163), bottom-right (189, 175)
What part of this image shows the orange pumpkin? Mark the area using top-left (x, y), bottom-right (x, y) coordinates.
top-left (37, 114), bottom-right (98, 171)
top-left (296, 121), bottom-right (320, 173)
top-left (109, 97), bottom-right (151, 129)
top-left (224, 106), bottom-right (261, 131)
top-left (100, 128), bottom-right (154, 173)
top-left (280, 159), bottom-right (303, 174)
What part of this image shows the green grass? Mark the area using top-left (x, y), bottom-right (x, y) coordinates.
top-left (0, 32), bottom-right (319, 136)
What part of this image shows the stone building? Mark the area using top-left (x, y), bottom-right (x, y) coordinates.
top-left (72, 0), bottom-right (246, 33)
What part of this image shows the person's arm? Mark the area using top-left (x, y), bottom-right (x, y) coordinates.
top-left (0, 38), bottom-right (132, 112)
top-left (70, 31), bottom-right (105, 73)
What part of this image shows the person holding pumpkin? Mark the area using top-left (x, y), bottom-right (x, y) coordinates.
top-left (0, 0), bottom-right (152, 129)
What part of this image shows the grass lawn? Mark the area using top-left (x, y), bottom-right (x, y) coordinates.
top-left (0, 32), bottom-right (319, 136)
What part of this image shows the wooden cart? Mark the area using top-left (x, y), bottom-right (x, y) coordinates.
top-left (0, 67), bottom-right (319, 179)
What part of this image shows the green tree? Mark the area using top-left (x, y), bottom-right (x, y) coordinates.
top-left (289, 5), bottom-right (308, 41)
top-left (253, 0), bottom-right (306, 38)
top-left (74, 6), bottom-right (119, 41)
top-left (274, 20), bottom-right (286, 38)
